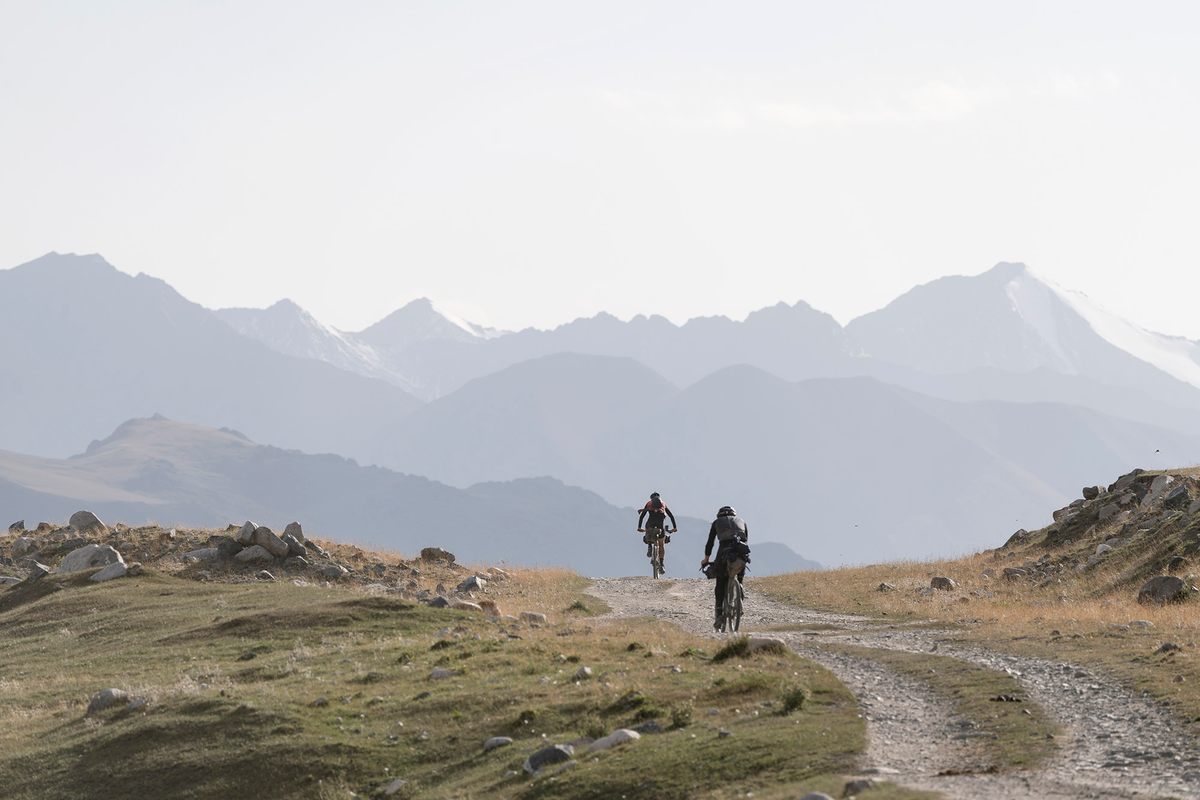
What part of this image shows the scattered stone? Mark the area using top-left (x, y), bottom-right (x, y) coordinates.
top-left (1095, 543), bottom-right (1113, 556)
top-left (587, 729), bottom-right (639, 752)
top-left (1098, 503), bottom-right (1120, 521)
top-left (87, 688), bottom-right (129, 715)
top-left (1004, 528), bottom-right (1029, 547)
top-left (519, 611), bottom-right (548, 625)
top-left (717, 728), bottom-right (731, 738)
top-left (89, 562), bottom-right (128, 583)
top-left (429, 668), bottom-right (459, 680)
top-left (379, 778), bottom-right (407, 796)
top-left (800, 794), bottom-right (835, 800)
top-left (1142, 475), bottom-right (1174, 507)
top-left (484, 736), bottom-right (514, 752)
top-left (426, 596), bottom-right (450, 608)
top-left (11, 537), bottom-right (35, 556)
top-left (456, 575), bottom-right (487, 592)
top-left (478, 599), bottom-right (501, 616)
top-left (1167, 556), bottom-right (1189, 574)
top-left (26, 562), bottom-right (50, 581)
top-left (1003, 567), bottom-right (1028, 581)
top-left (575, 666), bottom-right (593, 681)
top-left (310, 696), bottom-right (329, 708)
top-left (1130, 620), bottom-right (1155, 629)
top-left (877, 582), bottom-right (896, 592)
top-left (234, 545), bottom-right (275, 564)
top-left (56, 544), bottom-right (124, 574)
top-left (1157, 642), bottom-right (1183, 654)
top-left (843, 778), bottom-right (877, 797)
top-left (1082, 486), bottom-right (1101, 500)
top-left (523, 744), bottom-right (573, 775)
top-left (1137, 576), bottom-right (1192, 605)
top-left (451, 600), bottom-right (484, 613)
top-left (1164, 484), bottom-right (1191, 510)
top-left (7, 520), bottom-right (23, 534)
top-left (182, 547), bottom-right (219, 562)
top-left (930, 576), bottom-right (957, 591)
top-left (0, 576), bottom-right (20, 586)
top-left (1188, 499), bottom-right (1200, 516)
top-left (631, 720), bottom-right (665, 734)
top-left (420, 547), bottom-right (455, 564)
top-left (255, 570), bottom-right (276, 582)
top-left (69, 510), bottom-right (107, 534)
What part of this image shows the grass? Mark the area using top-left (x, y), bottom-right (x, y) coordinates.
top-left (0, 567), bottom-right (931, 799)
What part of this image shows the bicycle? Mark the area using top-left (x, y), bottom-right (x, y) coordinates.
top-left (640, 527), bottom-right (674, 579)
top-left (702, 556), bottom-right (746, 633)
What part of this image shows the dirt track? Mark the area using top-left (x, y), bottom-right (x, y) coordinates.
top-left (589, 576), bottom-right (1200, 800)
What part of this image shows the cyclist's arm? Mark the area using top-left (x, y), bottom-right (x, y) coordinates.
top-left (703, 523), bottom-right (717, 558)
top-left (665, 507), bottom-right (677, 530)
top-left (742, 523), bottom-right (749, 542)
top-left (637, 507), bottom-right (648, 528)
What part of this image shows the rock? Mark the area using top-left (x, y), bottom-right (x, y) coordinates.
top-left (1095, 543), bottom-right (1113, 557)
top-left (420, 546), bottom-right (456, 564)
top-left (68, 510), bottom-right (107, 534)
top-left (379, 778), bottom-right (407, 796)
top-left (234, 545), bottom-right (275, 564)
top-left (1109, 468), bottom-right (1145, 494)
top-left (843, 778), bottom-right (877, 797)
top-left (520, 611), bottom-right (548, 625)
top-left (799, 795), bottom-right (835, 800)
top-left (1082, 486), bottom-right (1101, 500)
top-left (320, 563), bottom-right (350, 580)
top-left (588, 729), bottom-right (639, 752)
top-left (1004, 529), bottom-right (1029, 546)
top-left (306, 540), bottom-right (328, 559)
top-left (930, 576), bottom-right (957, 591)
top-left (56, 544), bottom-right (124, 574)
top-left (1164, 484), bottom-right (1191, 510)
top-left (484, 736), bottom-right (513, 752)
top-left (87, 688), bottom-right (129, 715)
top-left (1156, 642), bottom-right (1182, 655)
top-left (236, 521), bottom-right (258, 546)
top-left (89, 562), bottom-right (128, 583)
top-left (182, 547), bottom-right (219, 562)
top-left (11, 537), bottom-right (35, 556)
top-left (478, 599), bottom-right (501, 616)
top-left (631, 720), bottom-right (665, 734)
top-left (281, 534), bottom-right (307, 558)
top-left (255, 570), bottom-right (276, 581)
top-left (1137, 575), bottom-right (1191, 605)
top-left (26, 562), bottom-right (50, 581)
top-left (457, 575), bottom-right (487, 592)
top-left (575, 666), bottom-right (593, 681)
top-left (283, 556), bottom-right (310, 570)
top-left (283, 521), bottom-right (305, 542)
top-left (451, 600), bottom-right (484, 613)
top-left (7, 520), bottom-right (23, 534)
top-left (877, 582), bottom-right (896, 592)
top-left (1167, 556), bottom-right (1189, 574)
top-left (747, 636), bottom-right (787, 654)
top-left (1098, 503), bottom-right (1120, 521)
top-left (1003, 567), bottom-right (1028, 581)
top-left (1130, 619), bottom-right (1155, 628)
top-left (429, 668), bottom-right (459, 680)
top-left (126, 562), bottom-right (143, 577)
top-left (523, 744), bottom-right (573, 775)
top-left (426, 596), bottom-right (450, 608)
top-left (1142, 475), bottom-right (1174, 507)
top-left (252, 527), bottom-right (290, 558)
top-left (0, 576), bottom-right (20, 586)
top-left (215, 537), bottom-right (243, 559)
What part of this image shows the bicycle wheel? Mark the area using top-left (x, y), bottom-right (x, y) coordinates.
top-left (732, 582), bottom-right (744, 632)
top-left (651, 543), bottom-right (660, 579)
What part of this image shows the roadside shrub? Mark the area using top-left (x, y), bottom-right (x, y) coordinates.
top-left (566, 600), bottom-right (591, 613)
top-left (712, 636), bottom-right (750, 662)
top-left (780, 685), bottom-right (809, 715)
top-left (669, 702), bottom-right (694, 729)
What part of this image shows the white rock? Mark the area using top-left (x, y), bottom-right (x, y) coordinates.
top-left (86, 688), bottom-right (128, 714)
top-left (236, 521), bottom-right (258, 545)
top-left (379, 778), bottom-right (407, 796)
top-left (89, 562), bottom-right (128, 582)
top-left (587, 729), bottom-right (640, 752)
top-left (252, 527), bottom-right (290, 558)
top-left (68, 510), bottom-right (107, 533)
top-left (55, 544), bottom-right (124, 574)
top-left (484, 736), bottom-right (513, 752)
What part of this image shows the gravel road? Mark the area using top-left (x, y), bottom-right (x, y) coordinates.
top-left (589, 576), bottom-right (1200, 800)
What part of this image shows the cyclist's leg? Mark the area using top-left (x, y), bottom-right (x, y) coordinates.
top-left (658, 533), bottom-right (667, 570)
top-left (714, 567), bottom-right (726, 627)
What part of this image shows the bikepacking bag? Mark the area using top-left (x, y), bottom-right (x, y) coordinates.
top-left (703, 563), bottom-right (719, 580)
top-left (726, 539), bottom-right (751, 564)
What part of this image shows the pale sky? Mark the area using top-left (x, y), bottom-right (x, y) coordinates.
top-left (2, 1), bottom-right (1199, 336)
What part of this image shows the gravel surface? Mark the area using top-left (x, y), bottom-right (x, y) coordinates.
top-left (589, 576), bottom-right (1200, 800)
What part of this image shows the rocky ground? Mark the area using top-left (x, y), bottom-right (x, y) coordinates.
top-left (589, 576), bottom-right (1200, 800)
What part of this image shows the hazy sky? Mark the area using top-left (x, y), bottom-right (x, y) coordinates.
top-left (3, 1), bottom-right (1199, 335)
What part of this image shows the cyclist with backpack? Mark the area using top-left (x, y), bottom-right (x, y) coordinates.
top-left (700, 506), bottom-right (749, 631)
top-left (637, 492), bottom-right (678, 572)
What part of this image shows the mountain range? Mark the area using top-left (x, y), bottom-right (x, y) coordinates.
top-left (2, 251), bottom-right (1197, 565)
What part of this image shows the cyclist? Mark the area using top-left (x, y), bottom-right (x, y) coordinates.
top-left (700, 506), bottom-right (748, 631)
top-left (637, 492), bottom-right (678, 572)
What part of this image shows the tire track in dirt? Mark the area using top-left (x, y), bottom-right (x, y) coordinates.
top-left (589, 576), bottom-right (1200, 800)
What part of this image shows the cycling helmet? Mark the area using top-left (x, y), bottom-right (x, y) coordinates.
top-left (718, 506), bottom-right (736, 517)
top-left (650, 492), bottom-right (660, 498)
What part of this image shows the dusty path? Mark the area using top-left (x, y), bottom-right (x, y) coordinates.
top-left (589, 576), bottom-right (1200, 800)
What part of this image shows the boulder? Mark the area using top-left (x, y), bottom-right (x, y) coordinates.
top-left (1095, 543), bottom-right (1113, 557)
top-left (457, 575), bottom-right (487, 593)
top-left (56, 544), bottom-right (124, 574)
top-left (7, 520), bottom-right (23, 534)
top-left (1167, 556), bottom-right (1189, 574)
top-left (420, 547), bottom-right (456, 563)
top-left (587, 729), bottom-right (639, 753)
top-left (12, 537), bottom-right (36, 556)
top-left (523, 744), bottom-right (573, 775)
top-left (0, 576), bottom-right (20, 586)
top-left (283, 521), bottom-right (306, 542)
top-left (89, 562), bottom-right (128, 583)
top-left (746, 636), bottom-right (787, 654)
top-left (1109, 468), bottom-right (1145, 494)
top-left (234, 545), bottom-right (275, 564)
top-left (281, 534), bottom-right (307, 558)
top-left (930, 576), bottom-right (957, 591)
top-left (1004, 529), bottom-right (1029, 547)
top-left (215, 537), bottom-right (244, 559)
top-left (26, 562), bottom-right (50, 581)
top-left (68, 510), bottom-right (107, 534)
top-left (182, 547), bottom-right (219, 562)
top-left (451, 600), bottom-right (484, 613)
top-left (236, 521), bottom-right (258, 546)
top-left (87, 688), bottom-right (129, 715)
top-left (1082, 486), bottom-right (1101, 500)
top-left (1188, 499), bottom-right (1200, 516)
top-left (320, 563), bottom-right (350, 580)
top-left (1141, 475), bottom-right (1174, 508)
top-left (520, 611), bottom-right (548, 625)
top-left (1164, 484), bottom-right (1191, 510)
top-left (478, 599), bottom-right (501, 616)
top-left (426, 596), bottom-right (450, 608)
top-left (252, 527), bottom-right (290, 558)
top-left (1137, 575), bottom-right (1192, 605)
top-left (126, 562), bottom-right (144, 577)
top-left (575, 666), bottom-right (593, 681)
top-left (484, 736), bottom-right (513, 752)
top-left (283, 556), bottom-right (310, 570)
top-left (1098, 503), bottom-right (1120, 521)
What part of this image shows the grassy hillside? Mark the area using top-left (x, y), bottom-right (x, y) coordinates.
top-left (0, 542), bottom-right (929, 799)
